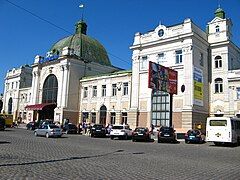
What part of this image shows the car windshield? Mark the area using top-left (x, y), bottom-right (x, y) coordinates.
top-left (93, 125), bottom-right (104, 128)
top-left (188, 130), bottom-right (200, 135)
top-left (112, 126), bottom-right (124, 130)
top-left (68, 124), bottom-right (76, 128)
top-left (135, 128), bottom-right (147, 132)
top-left (160, 127), bottom-right (174, 133)
top-left (49, 124), bottom-right (59, 129)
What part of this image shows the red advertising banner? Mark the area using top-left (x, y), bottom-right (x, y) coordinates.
top-left (148, 61), bottom-right (178, 94)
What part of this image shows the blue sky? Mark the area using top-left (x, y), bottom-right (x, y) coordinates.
top-left (0, 0), bottom-right (239, 93)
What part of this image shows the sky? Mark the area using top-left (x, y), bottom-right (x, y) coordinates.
top-left (0, 0), bottom-right (239, 93)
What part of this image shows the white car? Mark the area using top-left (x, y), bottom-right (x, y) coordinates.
top-left (110, 124), bottom-right (132, 140)
top-left (34, 124), bottom-right (62, 138)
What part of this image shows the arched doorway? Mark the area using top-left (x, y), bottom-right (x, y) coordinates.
top-left (99, 105), bottom-right (107, 125)
top-left (8, 97), bottom-right (13, 114)
top-left (40, 74), bottom-right (58, 120)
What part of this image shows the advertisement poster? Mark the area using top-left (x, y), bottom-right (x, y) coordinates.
top-left (148, 61), bottom-right (177, 94)
top-left (193, 67), bottom-right (203, 106)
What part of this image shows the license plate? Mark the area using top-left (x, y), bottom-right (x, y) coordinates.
top-left (164, 134), bottom-right (170, 137)
top-left (114, 133), bottom-right (119, 135)
top-left (96, 130), bottom-right (101, 131)
top-left (138, 134), bottom-right (143, 136)
top-left (189, 136), bottom-right (195, 138)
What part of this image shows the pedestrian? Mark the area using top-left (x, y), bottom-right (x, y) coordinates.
top-left (78, 123), bottom-right (82, 134)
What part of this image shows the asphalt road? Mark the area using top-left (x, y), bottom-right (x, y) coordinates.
top-left (0, 128), bottom-right (240, 180)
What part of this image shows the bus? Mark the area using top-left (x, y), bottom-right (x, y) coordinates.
top-left (206, 117), bottom-right (240, 145)
top-left (0, 114), bottom-right (13, 128)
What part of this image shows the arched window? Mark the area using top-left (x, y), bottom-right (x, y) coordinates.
top-left (8, 97), bottom-right (13, 114)
top-left (215, 25), bottom-right (220, 32)
top-left (42, 75), bottom-right (58, 103)
top-left (99, 105), bottom-right (107, 125)
top-left (215, 56), bottom-right (222, 68)
top-left (215, 78), bottom-right (223, 93)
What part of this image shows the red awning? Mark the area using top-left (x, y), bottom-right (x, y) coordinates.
top-left (25, 103), bottom-right (56, 110)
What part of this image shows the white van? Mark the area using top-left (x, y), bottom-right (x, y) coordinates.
top-left (206, 117), bottom-right (240, 145)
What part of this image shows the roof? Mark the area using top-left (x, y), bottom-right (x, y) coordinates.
top-left (50, 21), bottom-right (111, 66)
top-left (25, 103), bottom-right (56, 110)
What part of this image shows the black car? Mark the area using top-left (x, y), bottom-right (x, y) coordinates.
top-left (132, 127), bottom-right (151, 142)
top-left (0, 116), bottom-right (5, 131)
top-left (185, 129), bottom-right (205, 144)
top-left (91, 124), bottom-right (107, 137)
top-left (26, 121), bottom-right (37, 130)
top-left (158, 126), bottom-right (176, 143)
top-left (62, 123), bottom-right (78, 134)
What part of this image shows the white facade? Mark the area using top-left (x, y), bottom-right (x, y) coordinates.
top-left (3, 7), bottom-right (240, 133)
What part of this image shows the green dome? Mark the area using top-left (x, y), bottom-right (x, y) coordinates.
top-left (50, 21), bottom-right (111, 66)
top-left (214, 7), bottom-right (225, 19)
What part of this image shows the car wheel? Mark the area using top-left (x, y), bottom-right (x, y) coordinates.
top-left (185, 140), bottom-right (190, 144)
top-left (46, 133), bottom-right (49, 138)
top-left (158, 139), bottom-right (161, 143)
top-left (34, 132), bottom-right (38, 137)
top-left (125, 134), bottom-right (128, 140)
top-left (110, 136), bottom-right (114, 140)
top-left (132, 138), bottom-right (136, 142)
top-left (66, 130), bottom-right (69, 134)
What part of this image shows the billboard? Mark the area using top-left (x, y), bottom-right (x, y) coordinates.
top-left (148, 61), bottom-right (178, 94)
top-left (193, 67), bottom-right (203, 106)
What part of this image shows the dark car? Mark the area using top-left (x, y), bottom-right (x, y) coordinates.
top-left (0, 116), bottom-right (5, 131)
top-left (132, 127), bottom-right (151, 142)
top-left (91, 124), bottom-right (107, 137)
top-left (158, 126), bottom-right (176, 143)
top-left (62, 123), bottom-right (78, 134)
top-left (26, 121), bottom-right (37, 130)
top-left (185, 129), bottom-right (205, 144)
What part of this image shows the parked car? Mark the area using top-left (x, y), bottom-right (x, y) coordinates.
top-left (26, 121), bottom-right (37, 130)
top-left (132, 127), bottom-right (151, 142)
top-left (34, 124), bottom-right (62, 138)
top-left (110, 124), bottom-right (132, 140)
top-left (0, 116), bottom-right (5, 131)
top-left (185, 129), bottom-right (205, 144)
top-left (91, 124), bottom-right (107, 137)
top-left (62, 123), bottom-right (78, 134)
top-left (158, 126), bottom-right (176, 143)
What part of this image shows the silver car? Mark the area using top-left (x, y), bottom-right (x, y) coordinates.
top-left (34, 124), bottom-right (62, 138)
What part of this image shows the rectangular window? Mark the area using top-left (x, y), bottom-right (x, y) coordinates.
top-left (122, 112), bottom-right (128, 124)
top-left (237, 87), bottom-right (240, 100)
top-left (140, 56), bottom-right (147, 70)
top-left (16, 82), bottom-right (18, 89)
top-left (123, 82), bottom-right (128, 95)
top-left (83, 87), bottom-right (88, 98)
top-left (91, 112), bottom-right (96, 124)
top-left (112, 84), bottom-right (117, 96)
top-left (111, 112), bottom-right (116, 125)
top-left (102, 85), bottom-right (106, 97)
top-left (11, 82), bottom-right (14, 89)
top-left (175, 50), bottom-right (182, 64)
top-left (200, 53), bottom-right (204, 66)
top-left (92, 86), bottom-right (97, 97)
top-left (157, 53), bottom-right (165, 64)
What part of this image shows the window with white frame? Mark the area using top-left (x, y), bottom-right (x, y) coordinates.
top-left (214, 78), bottom-right (223, 93)
top-left (215, 56), bottom-right (222, 68)
top-left (140, 56), bottom-right (147, 70)
top-left (11, 82), bottom-right (14, 89)
top-left (92, 86), bottom-right (97, 97)
top-left (112, 84), bottom-right (117, 96)
top-left (175, 50), bottom-right (182, 64)
top-left (157, 53), bottom-right (164, 64)
top-left (102, 85), bottom-right (106, 97)
top-left (215, 25), bottom-right (220, 32)
top-left (110, 112), bottom-right (116, 125)
top-left (237, 87), bottom-right (240, 100)
top-left (83, 87), bottom-right (88, 98)
top-left (123, 82), bottom-right (128, 95)
top-left (16, 82), bottom-right (18, 89)
top-left (121, 112), bottom-right (128, 124)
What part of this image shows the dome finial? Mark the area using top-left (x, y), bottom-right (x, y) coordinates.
top-left (75, 4), bottom-right (87, 35)
top-left (214, 3), bottom-right (225, 19)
